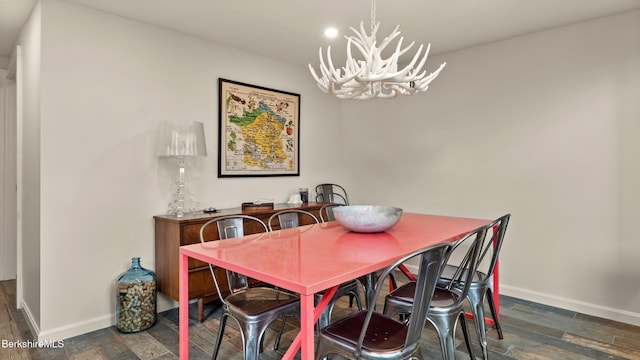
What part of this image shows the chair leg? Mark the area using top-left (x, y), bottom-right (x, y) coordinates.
top-left (245, 339), bottom-right (261, 360)
top-left (273, 317), bottom-right (287, 350)
top-left (469, 286), bottom-right (506, 360)
top-left (388, 272), bottom-right (398, 291)
top-left (352, 290), bottom-right (363, 311)
top-left (458, 312), bottom-right (475, 359)
top-left (359, 274), bottom-right (375, 309)
top-left (467, 289), bottom-right (489, 360)
top-left (486, 288), bottom-right (503, 340)
top-left (259, 332), bottom-right (265, 353)
top-left (212, 314), bottom-right (228, 360)
top-left (427, 313), bottom-right (459, 360)
top-left (243, 322), bottom-right (264, 360)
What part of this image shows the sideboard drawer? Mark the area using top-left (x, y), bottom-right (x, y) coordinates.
top-left (182, 224), bottom-right (202, 246)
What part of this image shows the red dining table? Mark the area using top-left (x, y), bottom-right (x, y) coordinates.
top-left (178, 212), bottom-right (493, 360)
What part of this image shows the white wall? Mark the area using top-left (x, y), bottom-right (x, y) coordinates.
top-left (18, 0), bottom-right (640, 341)
top-left (342, 11), bottom-right (640, 325)
top-left (31, 0), bottom-right (346, 340)
top-left (0, 69), bottom-right (18, 282)
top-left (17, 1), bottom-right (42, 332)
top-left (0, 69), bottom-right (11, 280)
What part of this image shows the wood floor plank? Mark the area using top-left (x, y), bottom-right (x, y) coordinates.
top-left (503, 302), bottom-right (621, 346)
top-left (66, 348), bottom-right (108, 360)
top-left (1, 347), bottom-right (31, 360)
top-left (575, 313), bottom-right (640, 352)
top-left (117, 330), bottom-right (171, 360)
top-left (147, 353), bottom-right (178, 360)
top-left (145, 318), bottom-right (181, 356)
top-left (2, 279), bottom-right (640, 360)
top-left (614, 334), bottom-right (640, 355)
top-left (498, 311), bottom-right (566, 339)
top-left (502, 322), bottom-right (633, 360)
top-left (563, 333), bottom-right (640, 360)
top-left (68, 328), bottom-right (139, 360)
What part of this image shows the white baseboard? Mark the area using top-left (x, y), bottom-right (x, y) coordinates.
top-left (19, 300), bottom-right (39, 339)
top-left (28, 293), bottom-right (178, 341)
top-left (36, 313), bottom-right (114, 342)
top-left (157, 293), bottom-right (178, 312)
top-left (500, 284), bottom-right (640, 327)
top-left (399, 264), bottom-right (640, 327)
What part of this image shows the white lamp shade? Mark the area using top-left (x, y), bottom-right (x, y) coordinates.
top-left (157, 121), bottom-right (207, 157)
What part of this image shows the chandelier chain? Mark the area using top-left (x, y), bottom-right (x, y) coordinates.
top-left (371, 0), bottom-right (376, 33)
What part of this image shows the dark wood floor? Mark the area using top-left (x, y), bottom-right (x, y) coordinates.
top-left (2, 278), bottom-right (640, 359)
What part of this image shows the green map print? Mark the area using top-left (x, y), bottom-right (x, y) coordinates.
top-left (227, 101), bottom-right (294, 170)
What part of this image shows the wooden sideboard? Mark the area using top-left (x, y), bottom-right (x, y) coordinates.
top-left (153, 202), bottom-right (325, 321)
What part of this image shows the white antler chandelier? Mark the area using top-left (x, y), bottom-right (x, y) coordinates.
top-left (309, 0), bottom-right (446, 100)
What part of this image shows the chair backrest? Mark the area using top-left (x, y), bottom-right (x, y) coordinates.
top-left (267, 209), bottom-right (319, 231)
top-left (357, 242), bottom-right (452, 356)
top-left (199, 215), bottom-right (269, 300)
top-left (476, 213), bottom-right (510, 280)
top-left (315, 183), bottom-right (349, 205)
top-left (439, 225), bottom-right (487, 303)
top-left (319, 203), bottom-right (344, 222)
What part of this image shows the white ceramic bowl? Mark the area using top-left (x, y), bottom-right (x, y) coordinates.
top-left (332, 205), bottom-right (403, 233)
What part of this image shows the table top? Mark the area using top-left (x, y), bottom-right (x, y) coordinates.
top-left (179, 212), bottom-right (491, 296)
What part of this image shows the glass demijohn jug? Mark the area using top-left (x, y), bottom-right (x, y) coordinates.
top-left (115, 257), bottom-right (157, 333)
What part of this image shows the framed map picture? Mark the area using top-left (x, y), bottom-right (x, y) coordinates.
top-left (218, 78), bottom-right (300, 177)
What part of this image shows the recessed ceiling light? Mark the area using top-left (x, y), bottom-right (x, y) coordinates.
top-left (324, 27), bottom-right (338, 38)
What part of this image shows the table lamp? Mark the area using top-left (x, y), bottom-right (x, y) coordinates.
top-left (157, 121), bottom-right (207, 217)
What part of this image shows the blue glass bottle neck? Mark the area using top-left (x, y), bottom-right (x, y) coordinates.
top-left (130, 257), bottom-right (142, 270)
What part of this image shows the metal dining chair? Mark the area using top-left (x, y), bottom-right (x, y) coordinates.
top-left (384, 225), bottom-right (488, 360)
top-left (437, 214), bottom-right (511, 360)
top-left (319, 203), bottom-right (344, 222)
top-left (267, 209), bottom-right (319, 231)
top-left (268, 209), bottom-right (363, 346)
top-left (315, 183), bottom-right (349, 205)
top-left (199, 215), bottom-right (300, 360)
top-left (315, 242), bottom-right (452, 360)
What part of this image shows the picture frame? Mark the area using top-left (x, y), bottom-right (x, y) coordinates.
top-left (218, 78), bottom-right (300, 177)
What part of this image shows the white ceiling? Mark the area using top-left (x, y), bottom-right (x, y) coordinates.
top-left (2, 0), bottom-right (640, 67)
